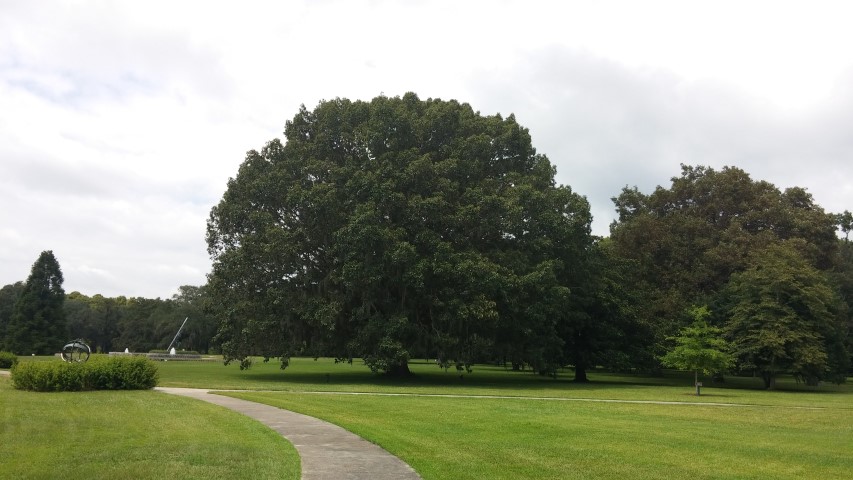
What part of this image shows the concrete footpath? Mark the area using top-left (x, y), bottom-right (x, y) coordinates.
top-left (156, 387), bottom-right (421, 480)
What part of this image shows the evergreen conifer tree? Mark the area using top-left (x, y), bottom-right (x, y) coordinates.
top-left (6, 251), bottom-right (68, 355)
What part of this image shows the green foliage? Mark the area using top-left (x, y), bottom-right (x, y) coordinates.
top-left (830, 238), bottom-right (853, 372)
top-left (11, 360), bottom-right (84, 391)
top-left (63, 285), bottom-right (217, 355)
top-left (84, 356), bottom-right (159, 390)
top-left (660, 306), bottom-right (734, 388)
top-left (610, 165), bottom-right (843, 368)
top-left (835, 210), bottom-right (852, 242)
top-left (5, 251), bottom-right (67, 355)
top-left (10, 355), bottom-right (159, 391)
top-left (723, 242), bottom-right (848, 388)
top-left (206, 93), bottom-right (592, 374)
top-left (0, 282), bottom-right (24, 350)
top-left (559, 238), bottom-right (647, 381)
top-left (0, 351), bottom-right (18, 368)
top-left (64, 292), bottom-right (121, 353)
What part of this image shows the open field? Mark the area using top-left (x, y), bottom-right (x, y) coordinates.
top-left (4, 357), bottom-right (852, 479)
top-left (226, 389), bottom-right (853, 480)
top-left (0, 372), bottom-right (299, 480)
top-left (162, 357), bottom-right (852, 478)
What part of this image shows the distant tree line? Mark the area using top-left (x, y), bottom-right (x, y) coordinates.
top-left (0, 265), bottom-right (216, 355)
top-left (63, 285), bottom-right (218, 354)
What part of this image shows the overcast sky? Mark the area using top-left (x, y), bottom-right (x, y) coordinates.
top-left (2, 0), bottom-right (852, 298)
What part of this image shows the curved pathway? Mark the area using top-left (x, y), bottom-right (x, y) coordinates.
top-left (156, 387), bottom-right (421, 480)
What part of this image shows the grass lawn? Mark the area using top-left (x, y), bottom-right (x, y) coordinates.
top-left (152, 357), bottom-right (853, 480)
top-left (6, 357), bottom-right (852, 479)
top-left (225, 389), bottom-right (853, 480)
top-left (0, 372), bottom-right (299, 480)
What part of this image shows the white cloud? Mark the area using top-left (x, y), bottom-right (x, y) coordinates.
top-left (466, 45), bottom-right (853, 234)
top-left (1, 0), bottom-right (852, 295)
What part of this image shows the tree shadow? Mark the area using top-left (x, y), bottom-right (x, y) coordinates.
top-left (167, 359), bottom-right (851, 397)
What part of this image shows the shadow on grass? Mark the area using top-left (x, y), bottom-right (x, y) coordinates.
top-left (310, 371), bottom-right (822, 394)
top-left (151, 357), bottom-right (850, 397)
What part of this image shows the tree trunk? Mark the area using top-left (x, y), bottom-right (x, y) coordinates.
top-left (385, 362), bottom-right (412, 377)
top-left (761, 371), bottom-right (776, 390)
top-left (694, 370), bottom-right (700, 396)
top-left (573, 355), bottom-right (589, 383)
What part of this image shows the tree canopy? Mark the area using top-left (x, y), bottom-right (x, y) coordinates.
top-left (206, 93), bottom-right (593, 374)
top-left (723, 242), bottom-right (847, 388)
top-left (609, 165), bottom-right (841, 362)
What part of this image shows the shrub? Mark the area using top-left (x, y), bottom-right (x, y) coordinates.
top-left (86, 356), bottom-right (159, 390)
top-left (0, 351), bottom-right (18, 368)
top-left (10, 361), bottom-right (84, 391)
top-left (10, 355), bottom-right (159, 392)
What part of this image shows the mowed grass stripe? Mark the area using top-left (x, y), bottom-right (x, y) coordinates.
top-left (254, 389), bottom-right (831, 409)
top-left (0, 375), bottom-right (299, 480)
top-left (153, 357), bottom-right (853, 409)
top-left (222, 390), bottom-right (853, 480)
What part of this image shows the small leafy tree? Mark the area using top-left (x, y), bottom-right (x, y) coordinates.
top-left (660, 306), bottom-right (734, 395)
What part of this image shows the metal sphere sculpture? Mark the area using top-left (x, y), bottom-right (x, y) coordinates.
top-left (61, 339), bottom-right (91, 363)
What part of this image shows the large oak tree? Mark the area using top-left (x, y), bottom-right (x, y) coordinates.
top-left (206, 93), bottom-right (592, 374)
